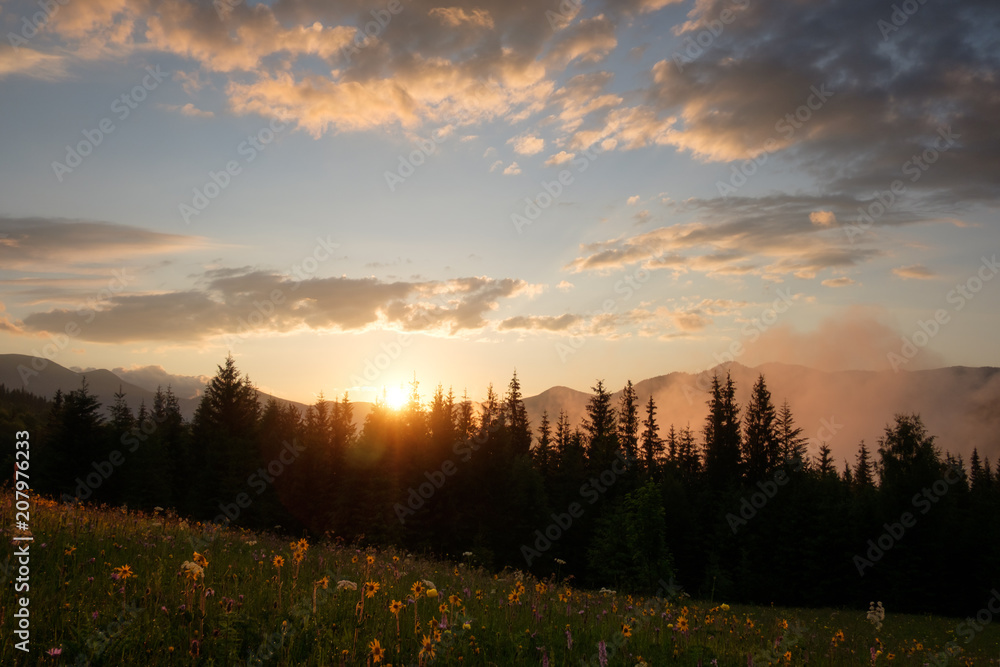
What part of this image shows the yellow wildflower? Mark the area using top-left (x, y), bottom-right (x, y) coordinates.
top-left (369, 638), bottom-right (385, 663)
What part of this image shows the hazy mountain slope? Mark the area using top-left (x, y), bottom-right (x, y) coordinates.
top-left (524, 362), bottom-right (1000, 465)
top-left (3, 354), bottom-right (997, 464)
top-left (0, 354), bottom-right (309, 420)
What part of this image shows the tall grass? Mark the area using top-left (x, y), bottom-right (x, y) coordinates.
top-left (1, 494), bottom-right (997, 665)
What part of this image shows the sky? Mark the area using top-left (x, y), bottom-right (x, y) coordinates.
top-left (1, 0), bottom-right (998, 406)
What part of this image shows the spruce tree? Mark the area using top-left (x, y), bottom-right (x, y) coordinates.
top-left (854, 440), bottom-right (874, 488)
top-left (776, 399), bottom-right (808, 468)
top-left (640, 395), bottom-right (662, 475)
top-left (618, 380), bottom-right (640, 467)
top-left (535, 410), bottom-right (553, 475)
top-left (191, 355), bottom-right (262, 517)
top-left (584, 380), bottom-right (618, 472)
top-left (702, 372), bottom-right (741, 487)
top-left (742, 374), bottom-right (778, 481)
top-left (504, 371), bottom-right (532, 457)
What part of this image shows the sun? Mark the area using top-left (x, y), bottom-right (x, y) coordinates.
top-left (382, 384), bottom-right (407, 411)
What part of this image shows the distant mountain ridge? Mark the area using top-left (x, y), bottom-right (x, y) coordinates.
top-left (522, 362), bottom-right (1000, 466)
top-left (1, 354), bottom-right (997, 465)
top-left (0, 354), bottom-right (309, 420)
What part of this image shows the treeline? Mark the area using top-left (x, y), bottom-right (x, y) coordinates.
top-left (7, 357), bottom-right (1000, 616)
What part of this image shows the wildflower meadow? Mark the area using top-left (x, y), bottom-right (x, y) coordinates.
top-left (3, 494), bottom-right (998, 665)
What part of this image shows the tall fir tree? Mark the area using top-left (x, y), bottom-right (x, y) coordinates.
top-left (742, 374), bottom-right (779, 481)
top-left (191, 355), bottom-right (263, 518)
top-left (584, 380), bottom-right (618, 472)
top-left (535, 410), bottom-right (553, 475)
top-left (854, 441), bottom-right (874, 489)
top-left (640, 395), bottom-right (662, 475)
top-left (815, 444), bottom-right (836, 478)
top-left (702, 372), bottom-right (741, 487)
top-left (504, 371), bottom-right (532, 458)
top-left (618, 380), bottom-right (640, 467)
top-left (776, 399), bottom-right (808, 468)
top-left (677, 425), bottom-right (701, 481)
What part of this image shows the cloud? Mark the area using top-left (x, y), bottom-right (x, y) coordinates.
top-left (17, 269), bottom-right (535, 342)
top-left (502, 161), bottom-right (521, 175)
top-left (741, 306), bottom-right (945, 372)
top-left (544, 151), bottom-right (575, 166)
top-left (158, 102), bottom-right (214, 118)
top-left (173, 69), bottom-right (207, 94)
top-left (0, 303), bottom-right (24, 335)
top-left (556, 280), bottom-right (574, 291)
top-left (627, 195), bottom-right (640, 205)
top-left (672, 310), bottom-right (710, 331)
top-left (892, 264), bottom-right (937, 280)
top-left (822, 277), bottom-right (859, 287)
top-left (22, 0), bottom-right (1000, 221)
top-left (497, 314), bottom-right (581, 332)
top-left (0, 45), bottom-right (68, 80)
top-left (103, 364), bottom-right (209, 399)
top-left (566, 195), bottom-right (882, 278)
top-left (510, 134), bottom-right (545, 155)
top-left (545, 14), bottom-right (617, 67)
top-left (144, 1), bottom-right (356, 73)
top-left (428, 7), bottom-right (495, 30)
top-left (543, 0), bottom-right (1000, 217)
top-left (637, 0), bottom-right (684, 11)
top-left (810, 211), bottom-right (836, 227)
top-left (0, 217), bottom-right (203, 272)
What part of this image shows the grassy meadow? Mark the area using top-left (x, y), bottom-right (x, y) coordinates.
top-left (2, 494), bottom-right (998, 666)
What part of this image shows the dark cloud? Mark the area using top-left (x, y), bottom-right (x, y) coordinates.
top-left (567, 195), bottom-right (884, 278)
top-left (17, 269), bottom-right (533, 342)
top-left (0, 217), bottom-right (201, 271)
top-left (498, 314), bottom-right (582, 332)
top-left (76, 364), bottom-right (210, 400)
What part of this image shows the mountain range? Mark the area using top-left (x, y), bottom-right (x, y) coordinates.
top-left (1, 354), bottom-right (997, 467)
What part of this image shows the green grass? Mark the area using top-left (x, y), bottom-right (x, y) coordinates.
top-left (2, 494), bottom-right (998, 666)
